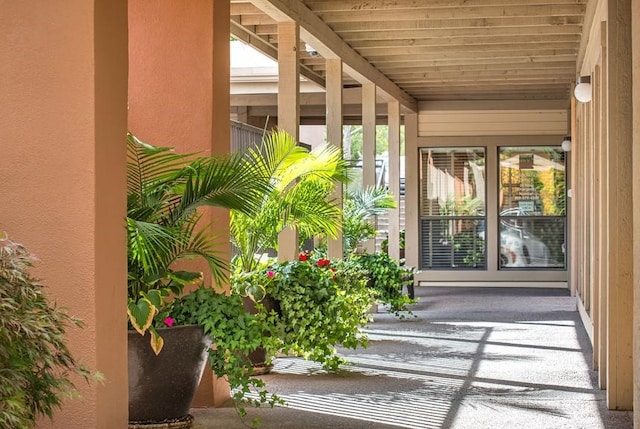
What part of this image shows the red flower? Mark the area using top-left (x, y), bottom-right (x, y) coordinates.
top-left (298, 253), bottom-right (308, 261)
top-left (317, 258), bottom-right (330, 267)
top-left (163, 317), bottom-right (176, 327)
top-left (266, 270), bottom-right (275, 278)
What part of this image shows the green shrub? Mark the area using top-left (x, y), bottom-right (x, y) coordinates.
top-left (233, 254), bottom-right (374, 371)
top-left (352, 252), bottom-right (416, 318)
top-left (0, 234), bottom-right (92, 429)
top-left (169, 287), bottom-right (282, 416)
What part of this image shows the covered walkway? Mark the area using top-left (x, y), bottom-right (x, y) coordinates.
top-left (193, 287), bottom-right (632, 429)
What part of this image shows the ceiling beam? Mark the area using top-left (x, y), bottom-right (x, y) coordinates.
top-left (348, 34), bottom-right (580, 49)
top-left (330, 16), bottom-right (584, 32)
top-left (230, 19), bottom-right (326, 88)
top-left (356, 42), bottom-right (579, 57)
top-left (315, 4), bottom-right (586, 23)
top-left (304, 0), bottom-right (587, 12)
top-left (338, 25), bottom-right (584, 41)
top-left (248, 0), bottom-right (418, 111)
top-left (231, 87), bottom-right (379, 106)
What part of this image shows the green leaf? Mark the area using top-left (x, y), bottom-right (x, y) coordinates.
top-left (127, 297), bottom-right (156, 335)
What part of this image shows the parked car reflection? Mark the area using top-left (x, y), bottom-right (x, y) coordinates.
top-left (499, 208), bottom-right (551, 268)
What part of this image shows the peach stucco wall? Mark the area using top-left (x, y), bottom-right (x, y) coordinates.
top-left (0, 1), bottom-right (128, 428)
top-left (128, 0), bottom-right (231, 407)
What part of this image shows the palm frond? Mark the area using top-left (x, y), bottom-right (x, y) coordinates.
top-left (345, 186), bottom-right (397, 221)
top-left (126, 133), bottom-right (197, 206)
top-left (230, 129), bottom-right (348, 271)
top-left (169, 153), bottom-right (269, 225)
top-left (127, 133), bottom-right (271, 296)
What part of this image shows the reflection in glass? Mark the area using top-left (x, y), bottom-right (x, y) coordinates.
top-left (419, 148), bottom-right (486, 270)
top-left (499, 147), bottom-right (566, 269)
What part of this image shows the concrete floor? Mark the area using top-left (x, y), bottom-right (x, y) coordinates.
top-left (192, 287), bottom-right (633, 429)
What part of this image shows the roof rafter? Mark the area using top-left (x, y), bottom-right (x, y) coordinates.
top-left (248, 0), bottom-right (418, 111)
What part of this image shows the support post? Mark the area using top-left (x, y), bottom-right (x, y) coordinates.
top-left (605, 0), bottom-right (633, 410)
top-left (326, 58), bottom-right (344, 259)
top-left (277, 21), bottom-right (300, 261)
top-left (404, 113), bottom-right (419, 269)
top-left (387, 100), bottom-right (401, 260)
top-left (362, 83), bottom-right (377, 253)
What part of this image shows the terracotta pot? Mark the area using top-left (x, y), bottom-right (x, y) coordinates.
top-left (128, 325), bottom-right (211, 424)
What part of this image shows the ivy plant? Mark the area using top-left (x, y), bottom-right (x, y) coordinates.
top-left (233, 253), bottom-right (374, 371)
top-left (352, 252), bottom-right (416, 318)
top-left (168, 286), bottom-right (282, 419)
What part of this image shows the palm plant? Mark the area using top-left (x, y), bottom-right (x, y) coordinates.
top-left (230, 130), bottom-right (349, 275)
top-left (126, 133), bottom-right (267, 353)
top-left (343, 186), bottom-right (396, 255)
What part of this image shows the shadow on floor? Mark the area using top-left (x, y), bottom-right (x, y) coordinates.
top-left (192, 287), bottom-right (633, 429)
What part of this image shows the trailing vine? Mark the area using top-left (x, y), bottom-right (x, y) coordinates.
top-left (168, 287), bottom-right (283, 419)
top-left (352, 252), bottom-right (417, 318)
top-left (233, 254), bottom-right (374, 371)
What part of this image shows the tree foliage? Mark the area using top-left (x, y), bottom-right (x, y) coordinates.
top-left (0, 235), bottom-right (92, 429)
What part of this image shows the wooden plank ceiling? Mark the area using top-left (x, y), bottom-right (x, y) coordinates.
top-left (231, 0), bottom-right (586, 102)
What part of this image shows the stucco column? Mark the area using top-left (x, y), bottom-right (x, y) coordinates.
top-left (277, 21), bottom-right (301, 261)
top-left (362, 83), bottom-right (378, 253)
top-left (326, 58), bottom-right (344, 259)
top-left (0, 1), bottom-right (128, 428)
top-left (127, 0), bottom-right (231, 407)
top-left (387, 100), bottom-right (401, 260)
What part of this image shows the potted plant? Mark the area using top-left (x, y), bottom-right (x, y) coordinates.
top-left (125, 134), bottom-right (277, 426)
top-left (233, 252), bottom-right (373, 371)
top-left (352, 252), bottom-right (416, 318)
top-left (0, 234), bottom-right (94, 429)
top-left (229, 130), bottom-right (349, 370)
top-left (229, 129), bottom-right (349, 274)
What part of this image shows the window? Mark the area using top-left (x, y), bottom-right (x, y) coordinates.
top-left (498, 147), bottom-right (566, 269)
top-left (419, 148), bottom-right (486, 270)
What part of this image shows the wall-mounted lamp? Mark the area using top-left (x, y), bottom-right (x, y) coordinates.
top-left (574, 76), bottom-right (592, 103)
top-left (304, 43), bottom-right (318, 57)
top-left (561, 136), bottom-right (572, 152)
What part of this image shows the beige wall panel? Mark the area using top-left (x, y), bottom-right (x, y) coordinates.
top-left (418, 110), bottom-right (568, 137)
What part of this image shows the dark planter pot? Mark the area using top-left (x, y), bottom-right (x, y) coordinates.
top-left (128, 325), bottom-right (211, 424)
top-left (242, 295), bottom-right (279, 372)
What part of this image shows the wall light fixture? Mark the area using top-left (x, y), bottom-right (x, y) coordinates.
top-left (574, 76), bottom-right (592, 103)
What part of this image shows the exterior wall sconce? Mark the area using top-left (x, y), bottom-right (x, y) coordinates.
top-left (574, 76), bottom-right (592, 103)
top-left (561, 136), bottom-right (572, 152)
top-left (304, 43), bottom-right (318, 57)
